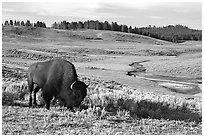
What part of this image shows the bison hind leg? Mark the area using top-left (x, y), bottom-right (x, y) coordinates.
top-left (33, 86), bottom-right (40, 106)
top-left (28, 81), bottom-right (34, 107)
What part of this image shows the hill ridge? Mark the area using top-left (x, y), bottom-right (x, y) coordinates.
top-left (3, 26), bottom-right (171, 45)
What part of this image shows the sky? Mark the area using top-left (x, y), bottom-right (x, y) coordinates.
top-left (2, 0), bottom-right (202, 29)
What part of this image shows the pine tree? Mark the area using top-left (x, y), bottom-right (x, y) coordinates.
top-left (21, 21), bottom-right (25, 26)
top-left (84, 20), bottom-right (89, 29)
top-left (77, 21), bottom-right (84, 29)
top-left (128, 26), bottom-right (133, 33)
top-left (25, 20), bottom-right (32, 26)
top-left (16, 21), bottom-right (20, 26)
top-left (14, 20), bottom-right (17, 26)
top-left (42, 22), bottom-right (46, 28)
top-left (52, 22), bottom-right (58, 29)
top-left (4, 20), bottom-right (9, 26)
top-left (10, 20), bottom-right (13, 26)
top-left (103, 21), bottom-right (111, 30)
top-left (121, 25), bottom-right (128, 33)
top-left (89, 20), bottom-right (96, 29)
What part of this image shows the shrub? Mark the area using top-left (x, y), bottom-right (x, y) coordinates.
top-left (2, 79), bottom-right (29, 105)
top-left (2, 92), bottom-right (16, 105)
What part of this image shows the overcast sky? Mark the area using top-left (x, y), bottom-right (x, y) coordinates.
top-left (2, 0), bottom-right (202, 29)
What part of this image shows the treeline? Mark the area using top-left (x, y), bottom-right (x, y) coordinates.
top-left (138, 25), bottom-right (202, 43)
top-left (51, 20), bottom-right (201, 43)
top-left (3, 20), bottom-right (46, 28)
top-left (52, 20), bottom-right (135, 32)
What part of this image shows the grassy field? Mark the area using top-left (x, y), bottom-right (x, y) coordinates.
top-left (2, 26), bottom-right (202, 135)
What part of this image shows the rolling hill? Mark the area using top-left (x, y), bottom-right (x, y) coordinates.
top-left (2, 26), bottom-right (171, 45)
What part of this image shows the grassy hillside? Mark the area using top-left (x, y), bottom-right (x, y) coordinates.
top-left (2, 26), bottom-right (170, 44)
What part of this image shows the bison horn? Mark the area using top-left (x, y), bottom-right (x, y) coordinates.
top-left (70, 81), bottom-right (77, 90)
top-left (71, 81), bottom-right (88, 90)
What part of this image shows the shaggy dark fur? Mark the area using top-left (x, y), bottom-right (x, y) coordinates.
top-left (27, 59), bottom-right (87, 109)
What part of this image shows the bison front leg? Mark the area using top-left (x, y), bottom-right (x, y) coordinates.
top-left (42, 84), bottom-right (53, 110)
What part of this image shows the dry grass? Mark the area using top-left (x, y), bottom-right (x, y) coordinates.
top-left (2, 106), bottom-right (201, 135)
top-left (2, 76), bottom-right (202, 135)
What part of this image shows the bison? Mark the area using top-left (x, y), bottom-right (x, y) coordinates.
top-left (27, 59), bottom-right (87, 110)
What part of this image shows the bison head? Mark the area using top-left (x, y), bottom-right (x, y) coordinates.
top-left (70, 81), bottom-right (88, 107)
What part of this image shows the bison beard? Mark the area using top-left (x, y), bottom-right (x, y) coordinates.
top-left (27, 59), bottom-right (87, 110)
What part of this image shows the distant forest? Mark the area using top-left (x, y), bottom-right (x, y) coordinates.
top-left (3, 20), bottom-right (202, 43)
top-left (3, 20), bottom-right (46, 28)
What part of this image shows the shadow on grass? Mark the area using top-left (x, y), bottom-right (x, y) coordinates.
top-left (113, 98), bottom-right (202, 123)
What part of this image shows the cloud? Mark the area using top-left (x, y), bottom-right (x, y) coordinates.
top-left (148, 16), bottom-right (163, 19)
top-left (37, 2), bottom-right (98, 16)
top-left (174, 9), bottom-right (190, 13)
top-left (2, 8), bottom-right (15, 12)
